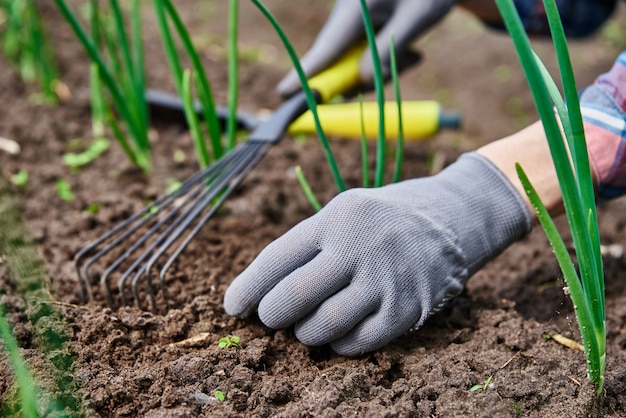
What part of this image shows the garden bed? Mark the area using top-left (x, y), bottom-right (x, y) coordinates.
top-left (1, 1), bottom-right (626, 416)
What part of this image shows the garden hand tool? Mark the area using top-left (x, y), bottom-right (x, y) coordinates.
top-left (224, 153), bottom-right (532, 356)
top-left (277, 0), bottom-right (457, 97)
top-left (146, 89), bottom-right (461, 140)
top-left (76, 46), bottom-right (442, 311)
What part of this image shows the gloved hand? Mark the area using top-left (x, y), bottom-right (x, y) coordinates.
top-left (277, 0), bottom-right (457, 98)
top-left (224, 153), bottom-right (532, 355)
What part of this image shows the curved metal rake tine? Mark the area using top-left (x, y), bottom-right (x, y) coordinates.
top-left (143, 142), bottom-right (266, 308)
top-left (74, 164), bottom-right (216, 302)
top-left (74, 198), bottom-right (164, 302)
top-left (124, 181), bottom-right (214, 310)
top-left (121, 148), bottom-right (249, 310)
top-left (158, 141), bottom-right (271, 296)
top-left (109, 175), bottom-right (213, 307)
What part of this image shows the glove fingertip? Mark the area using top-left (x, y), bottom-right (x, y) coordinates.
top-left (223, 277), bottom-right (258, 318)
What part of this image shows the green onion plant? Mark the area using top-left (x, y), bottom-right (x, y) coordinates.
top-left (250, 0), bottom-right (406, 210)
top-left (0, 0), bottom-right (60, 104)
top-left (154, 0), bottom-right (239, 168)
top-left (496, 0), bottom-right (605, 394)
top-left (54, 0), bottom-right (151, 173)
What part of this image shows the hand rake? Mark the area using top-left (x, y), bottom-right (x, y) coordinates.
top-left (74, 48), bottom-right (459, 311)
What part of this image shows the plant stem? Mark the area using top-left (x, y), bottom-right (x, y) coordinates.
top-left (227, 0), bottom-right (239, 150)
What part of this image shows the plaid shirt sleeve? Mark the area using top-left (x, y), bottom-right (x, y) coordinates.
top-left (580, 50), bottom-right (626, 200)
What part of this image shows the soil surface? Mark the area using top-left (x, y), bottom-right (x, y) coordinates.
top-left (2, 1), bottom-right (626, 416)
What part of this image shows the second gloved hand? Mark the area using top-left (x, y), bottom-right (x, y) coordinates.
top-left (277, 0), bottom-right (457, 97)
top-left (224, 153), bottom-right (532, 356)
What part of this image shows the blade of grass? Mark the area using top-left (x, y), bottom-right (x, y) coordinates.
top-left (359, 0), bottom-right (386, 187)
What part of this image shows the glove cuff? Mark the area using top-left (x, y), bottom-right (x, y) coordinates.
top-left (433, 152), bottom-right (532, 277)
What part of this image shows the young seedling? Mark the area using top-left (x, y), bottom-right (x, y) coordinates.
top-left (214, 390), bottom-right (226, 402)
top-left (496, 0), bottom-right (605, 394)
top-left (510, 399), bottom-right (522, 415)
top-left (62, 138), bottom-right (110, 172)
top-left (56, 179), bottom-right (74, 202)
top-left (10, 170), bottom-right (28, 190)
top-left (469, 375), bottom-right (493, 393)
top-left (217, 335), bottom-right (240, 349)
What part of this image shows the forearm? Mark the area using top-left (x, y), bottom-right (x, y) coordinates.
top-left (476, 120), bottom-right (565, 222)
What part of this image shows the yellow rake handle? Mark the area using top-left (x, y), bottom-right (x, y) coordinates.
top-left (289, 101), bottom-right (457, 141)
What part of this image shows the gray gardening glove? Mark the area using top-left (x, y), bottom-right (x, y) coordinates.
top-left (277, 0), bottom-right (457, 97)
top-left (224, 153), bottom-right (532, 356)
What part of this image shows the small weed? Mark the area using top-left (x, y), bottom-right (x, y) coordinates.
top-left (218, 335), bottom-right (239, 349)
top-left (214, 390), bottom-right (225, 402)
top-left (84, 203), bottom-right (101, 215)
top-left (470, 375), bottom-right (492, 392)
top-left (55, 178), bottom-right (74, 202)
top-left (510, 399), bottom-right (521, 415)
top-left (62, 138), bottom-right (110, 172)
top-left (10, 170), bottom-right (28, 189)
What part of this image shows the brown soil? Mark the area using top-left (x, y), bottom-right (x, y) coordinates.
top-left (2, 1), bottom-right (626, 416)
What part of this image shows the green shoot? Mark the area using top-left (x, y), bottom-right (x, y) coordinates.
top-left (218, 335), bottom-right (240, 349)
top-left (358, 0), bottom-right (386, 187)
top-left (56, 178), bottom-right (74, 202)
top-left (0, 305), bottom-right (39, 418)
top-left (62, 138), bottom-right (110, 172)
top-left (511, 399), bottom-right (522, 415)
top-left (84, 203), bottom-right (101, 215)
top-left (358, 95), bottom-right (370, 188)
top-left (54, 0), bottom-right (151, 173)
top-left (227, 0), bottom-right (239, 149)
top-left (470, 375), bottom-right (493, 392)
top-left (181, 69), bottom-right (210, 167)
top-left (295, 166), bottom-right (322, 211)
top-left (496, 0), bottom-right (605, 394)
top-left (10, 170), bottom-right (29, 189)
top-left (214, 390), bottom-right (226, 402)
top-left (153, 0), bottom-right (223, 166)
top-left (0, 0), bottom-right (60, 104)
top-left (389, 34), bottom-right (405, 183)
top-left (89, 0), bottom-right (106, 139)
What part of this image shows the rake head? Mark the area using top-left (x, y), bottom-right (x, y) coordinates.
top-left (74, 140), bottom-right (271, 311)
top-left (75, 92), bottom-right (311, 311)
